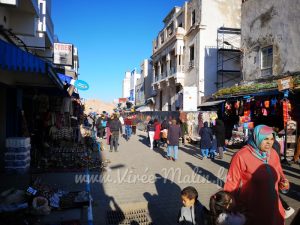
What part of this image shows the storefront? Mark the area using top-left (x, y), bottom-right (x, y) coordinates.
top-left (214, 74), bottom-right (300, 155)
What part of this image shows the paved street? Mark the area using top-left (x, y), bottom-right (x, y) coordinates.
top-left (13, 129), bottom-right (299, 225)
top-left (89, 130), bottom-right (300, 225)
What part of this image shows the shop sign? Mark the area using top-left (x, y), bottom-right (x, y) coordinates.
top-left (277, 76), bottom-right (293, 91)
top-left (118, 98), bottom-right (127, 103)
top-left (183, 87), bottom-right (197, 112)
top-left (0, 0), bottom-right (17, 5)
top-left (53, 43), bottom-right (73, 66)
top-left (73, 79), bottom-right (89, 91)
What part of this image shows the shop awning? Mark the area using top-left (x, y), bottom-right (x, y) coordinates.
top-left (198, 100), bottom-right (225, 107)
top-left (0, 38), bottom-right (46, 73)
top-left (57, 73), bottom-right (73, 84)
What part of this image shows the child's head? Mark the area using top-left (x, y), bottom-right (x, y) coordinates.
top-left (181, 186), bottom-right (198, 207)
top-left (210, 191), bottom-right (236, 222)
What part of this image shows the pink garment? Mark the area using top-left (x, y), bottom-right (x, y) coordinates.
top-left (106, 127), bottom-right (111, 145)
top-left (224, 145), bottom-right (286, 225)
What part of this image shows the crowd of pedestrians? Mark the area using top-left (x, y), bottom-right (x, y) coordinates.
top-left (90, 112), bottom-right (297, 224)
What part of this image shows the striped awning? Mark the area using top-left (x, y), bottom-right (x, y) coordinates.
top-left (0, 38), bottom-right (46, 73)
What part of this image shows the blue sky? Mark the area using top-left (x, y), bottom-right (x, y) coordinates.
top-left (52, 0), bottom-right (186, 103)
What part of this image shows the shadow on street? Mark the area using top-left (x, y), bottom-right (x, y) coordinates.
top-left (144, 173), bottom-right (181, 225)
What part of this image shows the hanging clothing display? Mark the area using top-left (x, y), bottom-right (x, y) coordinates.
top-left (282, 99), bottom-right (291, 127)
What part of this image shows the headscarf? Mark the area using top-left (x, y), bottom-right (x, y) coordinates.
top-left (247, 125), bottom-right (275, 163)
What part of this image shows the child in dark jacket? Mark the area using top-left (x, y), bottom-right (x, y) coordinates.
top-left (209, 191), bottom-right (245, 225)
top-left (178, 186), bottom-right (210, 225)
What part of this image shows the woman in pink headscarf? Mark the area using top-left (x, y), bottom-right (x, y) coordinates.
top-left (224, 125), bottom-right (289, 225)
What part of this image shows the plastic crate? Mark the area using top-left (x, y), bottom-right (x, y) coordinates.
top-left (6, 145), bottom-right (31, 153)
top-left (5, 163), bottom-right (30, 174)
top-left (5, 137), bottom-right (31, 148)
top-left (5, 151), bottom-right (30, 161)
top-left (5, 157), bottom-right (30, 167)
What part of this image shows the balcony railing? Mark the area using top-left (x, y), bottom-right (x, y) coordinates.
top-left (153, 27), bottom-right (186, 53)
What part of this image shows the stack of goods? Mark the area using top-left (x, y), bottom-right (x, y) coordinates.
top-left (227, 125), bottom-right (245, 146)
top-left (5, 138), bottom-right (31, 174)
top-left (37, 146), bottom-right (102, 172)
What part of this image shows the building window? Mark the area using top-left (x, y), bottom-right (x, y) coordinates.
top-left (189, 45), bottom-right (195, 68)
top-left (160, 33), bottom-right (164, 44)
top-left (167, 22), bottom-right (174, 37)
top-left (190, 45), bottom-right (194, 61)
top-left (261, 46), bottom-right (273, 76)
top-left (177, 13), bottom-right (183, 28)
top-left (191, 10), bottom-right (196, 26)
top-left (261, 46), bottom-right (273, 69)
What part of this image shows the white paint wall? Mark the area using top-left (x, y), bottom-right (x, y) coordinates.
top-left (242, 0), bottom-right (300, 80)
top-left (122, 72), bottom-right (131, 98)
top-left (184, 0), bottom-right (241, 105)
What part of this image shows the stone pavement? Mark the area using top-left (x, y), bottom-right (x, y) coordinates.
top-left (1, 129), bottom-right (299, 224)
top-left (90, 130), bottom-right (300, 225)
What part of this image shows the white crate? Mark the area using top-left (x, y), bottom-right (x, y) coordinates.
top-left (5, 137), bottom-right (31, 148)
top-left (5, 163), bottom-right (30, 174)
top-left (5, 157), bottom-right (30, 167)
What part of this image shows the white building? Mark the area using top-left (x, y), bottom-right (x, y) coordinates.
top-left (129, 69), bottom-right (141, 104)
top-left (152, 0), bottom-right (241, 111)
top-left (135, 59), bottom-right (155, 110)
top-left (122, 71), bottom-right (131, 99)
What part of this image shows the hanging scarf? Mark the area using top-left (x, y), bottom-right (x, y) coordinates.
top-left (247, 125), bottom-right (275, 163)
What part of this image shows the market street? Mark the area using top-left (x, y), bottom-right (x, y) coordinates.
top-left (25, 129), bottom-right (300, 225)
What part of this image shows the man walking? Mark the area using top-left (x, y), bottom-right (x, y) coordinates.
top-left (167, 119), bottom-right (182, 161)
top-left (109, 114), bottom-right (123, 152)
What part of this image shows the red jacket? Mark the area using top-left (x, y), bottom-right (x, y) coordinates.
top-left (224, 145), bottom-right (286, 225)
top-left (124, 118), bottom-right (132, 126)
top-left (154, 122), bottom-right (161, 140)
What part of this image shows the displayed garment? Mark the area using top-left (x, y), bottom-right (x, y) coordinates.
top-left (38, 95), bottom-right (50, 113)
top-left (282, 99), bottom-right (291, 127)
top-left (61, 97), bottom-right (73, 114)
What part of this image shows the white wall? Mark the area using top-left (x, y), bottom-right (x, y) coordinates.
top-left (122, 72), bottom-right (131, 98)
top-left (199, 0), bottom-right (241, 102)
top-left (242, 0), bottom-right (300, 80)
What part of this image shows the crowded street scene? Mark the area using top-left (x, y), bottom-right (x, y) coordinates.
top-left (0, 0), bottom-right (300, 225)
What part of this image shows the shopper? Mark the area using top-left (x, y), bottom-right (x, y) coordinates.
top-left (108, 114), bottom-right (123, 152)
top-left (96, 114), bottom-right (105, 139)
top-left (178, 186), bottom-right (209, 225)
top-left (209, 190), bottom-right (246, 225)
top-left (224, 125), bottom-right (289, 225)
top-left (180, 119), bottom-right (188, 145)
top-left (147, 120), bottom-right (155, 150)
top-left (213, 119), bottom-right (226, 159)
top-left (124, 116), bottom-right (132, 141)
top-left (153, 119), bottom-right (161, 148)
top-left (166, 119), bottom-right (181, 161)
top-left (199, 122), bottom-right (213, 159)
